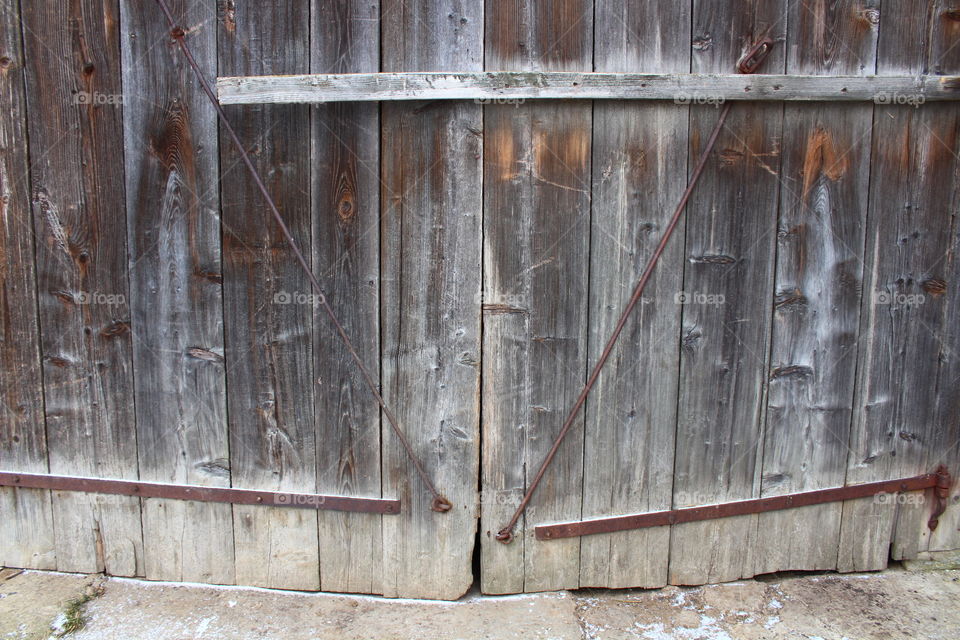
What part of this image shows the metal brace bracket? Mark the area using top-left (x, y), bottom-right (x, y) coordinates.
top-left (536, 467), bottom-right (953, 541)
top-left (0, 471), bottom-right (400, 515)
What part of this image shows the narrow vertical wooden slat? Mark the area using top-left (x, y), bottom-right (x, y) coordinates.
top-left (872, 0), bottom-right (960, 562)
top-left (310, 0), bottom-right (384, 594)
top-left (481, 0), bottom-right (593, 594)
top-left (0, 0), bottom-right (55, 571)
top-left (20, 0), bottom-right (141, 576)
top-left (119, 0), bottom-right (233, 584)
top-left (380, 0), bottom-right (482, 599)
top-left (578, 0), bottom-right (691, 590)
top-left (838, 0), bottom-right (959, 571)
top-left (914, 0), bottom-right (960, 556)
top-left (753, 0), bottom-right (878, 575)
top-left (219, 0), bottom-right (319, 590)
top-left (926, 3), bottom-right (960, 552)
top-left (669, 1), bottom-right (786, 585)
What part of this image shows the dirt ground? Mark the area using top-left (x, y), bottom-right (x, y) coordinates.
top-left (2, 554), bottom-right (958, 640)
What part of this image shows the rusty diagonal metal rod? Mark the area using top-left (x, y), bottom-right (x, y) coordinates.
top-left (154, 0), bottom-right (451, 513)
top-left (496, 37), bottom-right (776, 543)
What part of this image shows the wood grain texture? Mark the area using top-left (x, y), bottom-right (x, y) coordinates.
top-left (669, 0), bottom-right (786, 586)
top-left (380, 0), bottom-right (482, 600)
top-left (753, 0), bottom-right (878, 576)
top-left (0, 0), bottom-right (55, 571)
top-left (310, 0), bottom-right (384, 595)
top-left (908, 0), bottom-right (960, 557)
top-left (886, 0), bottom-right (960, 561)
top-left (840, 0), bottom-right (959, 572)
top-left (480, 0), bottom-right (593, 594)
top-left (217, 72), bottom-right (960, 105)
top-left (578, 0), bottom-right (690, 590)
top-left (120, 0), bottom-right (233, 584)
top-left (20, 0), bottom-right (142, 576)
top-left (219, 0), bottom-right (319, 590)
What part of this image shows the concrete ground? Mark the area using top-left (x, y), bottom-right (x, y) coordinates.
top-left (2, 554), bottom-right (958, 640)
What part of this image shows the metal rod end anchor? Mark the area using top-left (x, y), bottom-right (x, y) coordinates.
top-left (495, 528), bottom-right (514, 544)
top-left (431, 496), bottom-right (453, 513)
top-left (928, 465), bottom-right (953, 531)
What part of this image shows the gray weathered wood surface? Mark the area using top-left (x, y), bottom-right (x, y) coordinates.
top-left (379, 0), bottom-right (483, 600)
top-left (841, 0), bottom-right (960, 571)
top-left (219, 0), bottom-right (320, 590)
top-left (217, 71), bottom-right (960, 104)
top-left (927, 0), bottom-right (960, 553)
top-left (753, 0), bottom-right (877, 576)
top-left (20, 0), bottom-right (142, 576)
top-left (897, 0), bottom-right (960, 560)
top-left (0, 0), bottom-right (958, 599)
top-left (669, 0), bottom-right (785, 585)
top-left (480, 0), bottom-right (594, 595)
top-left (120, 0), bottom-right (234, 585)
top-left (578, 0), bottom-right (690, 590)
top-left (0, 0), bottom-right (55, 571)
top-left (838, 3), bottom-right (957, 571)
top-left (310, 0), bottom-right (384, 595)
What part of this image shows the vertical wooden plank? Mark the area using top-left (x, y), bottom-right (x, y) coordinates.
top-left (753, 0), bottom-right (878, 575)
top-left (842, 1), bottom-right (960, 568)
top-left (120, 0), bottom-right (233, 584)
top-left (0, 0), bottom-right (55, 571)
top-left (913, 0), bottom-right (960, 556)
top-left (838, 0), bottom-right (959, 571)
top-left (578, 1), bottom-right (690, 590)
top-left (311, 0), bottom-right (383, 594)
top-left (380, 0), bottom-right (482, 599)
top-left (669, 1), bottom-right (785, 585)
top-left (480, 0), bottom-right (593, 594)
top-left (20, 0), bottom-right (142, 576)
top-left (219, 0), bottom-right (318, 590)
top-left (927, 0), bottom-right (960, 551)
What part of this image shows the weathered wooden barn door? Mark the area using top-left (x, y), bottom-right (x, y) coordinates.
top-left (478, 0), bottom-right (960, 593)
top-left (3, 0), bottom-right (960, 602)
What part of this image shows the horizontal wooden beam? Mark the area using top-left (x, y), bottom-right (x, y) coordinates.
top-left (217, 72), bottom-right (960, 105)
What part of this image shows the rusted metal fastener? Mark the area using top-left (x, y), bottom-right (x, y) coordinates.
top-left (738, 36), bottom-right (775, 74)
top-left (431, 496), bottom-right (453, 513)
top-left (495, 36), bottom-right (777, 545)
top-left (928, 465), bottom-right (953, 531)
top-left (153, 0), bottom-right (450, 513)
top-left (536, 468), bottom-right (954, 540)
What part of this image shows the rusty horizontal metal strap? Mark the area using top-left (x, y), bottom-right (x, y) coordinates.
top-left (535, 467), bottom-right (953, 541)
top-left (0, 471), bottom-right (400, 515)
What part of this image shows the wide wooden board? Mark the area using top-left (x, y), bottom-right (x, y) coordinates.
top-left (480, 0), bottom-right (594, 594)
top-left (120, 0), bottom-right (233, 585)
top-left (840, 0), bottom-right (959, 571)
top-left (219, 0), bottom-right (319, 590)
top-left (380, 0), bottom-right (483, 599)
top-left (21, 0), bottom-right (141, 576)
top-left (753, 0), bottom-right (878, 575)
top-left (310, 0), bottom-right (384, 594)
top-left (669, 1), bottom-right (785, 585)
top-left (579, 0), bottom-right (691, 590)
